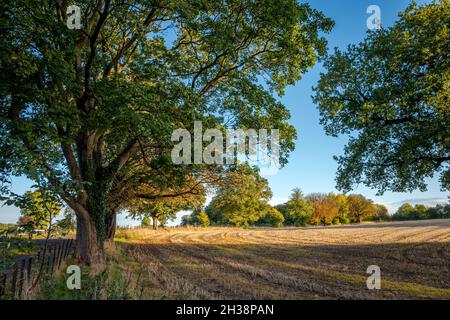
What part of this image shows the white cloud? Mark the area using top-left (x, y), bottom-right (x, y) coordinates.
top-left (269, 196), bottom-right (288, 206)
top-left (382, 197), bottom-right (448, 214)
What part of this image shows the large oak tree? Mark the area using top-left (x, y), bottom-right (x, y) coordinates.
top-left (0, 0), bottom-right (333, 264)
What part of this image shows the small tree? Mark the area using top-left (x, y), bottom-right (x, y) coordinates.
top-left (180, 214), bottom-right (193, 226)
top-left (16, 190), bottom-right (62, 239)
top-left (196, 212), bottom-right (210, 227)
top-left (412, 204), bottom-right (428, 220)
top-left (263, 207), bottom-right (285, 228)
top-left (53, 208), bottom-right (77, 236)
top-left (285, 188), bottom-right (312, 226)
top-left (392, 203), bottom-right (415, 221)
top-left (373, 204), bottom-right (389, 221)
top-left (141, 215), bottom-right (152, 227)
top-left (17, 216), bottom-right (35, 240)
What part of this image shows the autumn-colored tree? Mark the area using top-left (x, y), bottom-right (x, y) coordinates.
top-left (346, 194), bottom-right (376, 223)
top-left (306, 193), bottom-right (339, 226)
top-left (195, 211), bottom-right (210, 227)
top-left (335, 194), bottom-right (350, 224)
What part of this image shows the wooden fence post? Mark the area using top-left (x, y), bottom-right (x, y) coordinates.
top-left (51, 245), bottom-right (57, 272)
top-left (0, 238), bottom-right (77, 300)
top-left (69, 239), bottom-right (74, 257)
top-left (46, 247), bottom-right (52, 274)
top-left (60, 240), bottom-right (67, 265)
top-left (0, 274), bottom-right (6, 297)
top-left (55, 243), bottom-right (61, 270)
top-left (18, 259), bottom-right (25, 298)
top-left (27, 257), bottom-right (33, 283)
top-left (10, 267), bottom-right (17, 299)
top-left (63, 240), bottom-right (68, 259)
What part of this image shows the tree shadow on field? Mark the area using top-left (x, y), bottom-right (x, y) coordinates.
top-left (122, 239), bottom-right (450, 300)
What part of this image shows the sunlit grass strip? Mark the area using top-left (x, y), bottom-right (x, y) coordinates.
top-left (262, 258), bottom-right (450, 299)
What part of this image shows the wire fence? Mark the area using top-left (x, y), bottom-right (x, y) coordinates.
top-left (0, 239), bottom-right (75, 300)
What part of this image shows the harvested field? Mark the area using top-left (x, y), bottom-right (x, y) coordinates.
top-left (116, 219), bottom-right (450, 299)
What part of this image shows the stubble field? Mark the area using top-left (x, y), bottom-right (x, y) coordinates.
top-left (115, 219), bottom-right (450, 299)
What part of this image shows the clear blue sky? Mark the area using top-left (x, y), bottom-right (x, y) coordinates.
top-left (268, 0), bottom-right (448, 209)
top-left (0, 0), bottom-right (447, 226)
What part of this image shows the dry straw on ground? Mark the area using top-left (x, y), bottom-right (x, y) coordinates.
top-left (114, 219), bottom-right (450, 300)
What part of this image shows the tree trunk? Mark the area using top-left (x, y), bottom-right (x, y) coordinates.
top-left (105, 210), bottom-right (117, 241)
top-left (151, 214), bottom-right (158, 230)
top-left (75, 214), bottom-right (102, 266)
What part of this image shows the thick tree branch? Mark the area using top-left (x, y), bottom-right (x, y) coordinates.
top-left (84, 0), bottom-right (111, 90)
top-left (107, 139), bottom-right (140, 178)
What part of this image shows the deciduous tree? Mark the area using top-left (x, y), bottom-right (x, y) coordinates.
top-left (195, 211), bottom-right (210, 227)
top-left (313, 1), bottom-right (449, 194)
top-left (306, 193), bottom-right (339, 226)
top-left (262, 207), bottom-right (284, 227)
top-left (346, 194), bottom-right (376, 223)
top-left (16, 190), bottom-right (62, 239)
top-left (1, 0), bottom-right (332, 264)
top-left (207, 164), bottom-right (272, 227)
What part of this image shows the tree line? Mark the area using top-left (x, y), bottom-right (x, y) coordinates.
top-left (182, 189), bottom-right (449, 228)
top-left (179, 164), bottom-right (449, 228)
top-left (391, 203), bottom-right (450, 221)
top-left (180, 164), bottom-right (388, 228)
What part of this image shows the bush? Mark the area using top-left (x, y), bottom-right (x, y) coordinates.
top-left (339, 216), bottom-right (350, 224)
top-left (264, 208), bottom-right (285, 227)
top-left (332, 217), bottom-right (341, 225)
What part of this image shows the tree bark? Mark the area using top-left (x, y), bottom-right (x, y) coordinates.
top-left (105, 210), bottom-right (117, 241)
top-left (75, 214), bottom-right (102, 266)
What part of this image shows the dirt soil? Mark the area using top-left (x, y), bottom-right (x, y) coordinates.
top-left (117, 219), bottom-right (450, 299)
